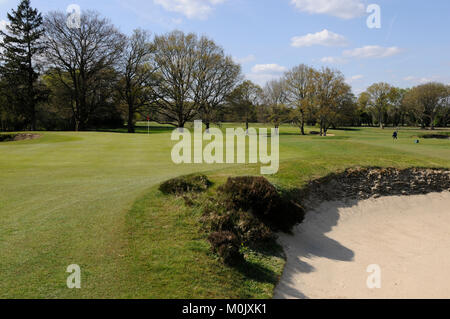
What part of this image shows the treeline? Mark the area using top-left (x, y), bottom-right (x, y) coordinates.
top-left (0, 1), bottom-right (241, 132)
top-left (256, 70), bottom-right (450, 135)
top-left (0, 1), bottom-right (449, 133)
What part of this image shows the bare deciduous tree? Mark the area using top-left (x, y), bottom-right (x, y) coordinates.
top-left (44, 10), bottom-right (125, 131)
top-left (263, 79), bottom-right (287, 107)
top-left (151, 31), bottom-right (199, 128)
top-left (226, 80), bottom-right (263, 131)
top-left (193, 36), bottom-right (241, 131)
top-left (117, 29), bottom-right (156, 133)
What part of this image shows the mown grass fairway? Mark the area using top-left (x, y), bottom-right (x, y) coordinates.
top-left (1, 124), bottom-right (449, 298)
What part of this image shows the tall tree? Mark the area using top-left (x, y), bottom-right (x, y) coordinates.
top-left (364, 82), bottom-right (393, 129)
top-left (332, 91), bottom-right (357, 128)
top-left (267, 104), bottom-right (292, 133)
top-left (357, 92), bottom-right (373, 126)
top-left (193, 36), bottom-right (241, 131)
top-left (226, 80), bottom-right (262, 131)
top-left (439, 93), bottom-right (450, 127)
top-left (117, 29), bottom-right (157, 133)
top-left (263, 79), bottom-right (287, 107)
top-left (387, 87), bottom-right (408, 127)
top-left (313, 67), bottom-right (351, 136)
top-left (403, 82), bottom-right (449, 130)
top-left (151, 31), bottom-right (199, 128)
top-left (0, 0), bottom-right (45, 131)
top-left (284, 64), bottom-right (315, 135)
top-left (44, 11), bottom-right (125, 131)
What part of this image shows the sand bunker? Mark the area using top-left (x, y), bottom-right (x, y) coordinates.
top-left (274, 192), bottom-right (450, 299)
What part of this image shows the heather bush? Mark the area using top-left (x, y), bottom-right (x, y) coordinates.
top-left (219, 176), bottom-right (305, 232)
top-left (159, 175), bottom-right (212, 195)
top-left (208, 231), bottom-right (243, 265)
top-left (201, 206), bottom-right (274, 245)
top-left (161, 175), bottom-right (305, 266)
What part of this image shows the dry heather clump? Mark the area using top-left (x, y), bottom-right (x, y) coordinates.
top-left (207, 231), bottom-right (244, 265)
top-left (200, 206), bottom-right (274, 246)
top-left (159, 175), bottom-right (212, 195)
top-left (199, 176), bottom-right (305, 266)
top-left (219, 176), bottom-right (305, 232)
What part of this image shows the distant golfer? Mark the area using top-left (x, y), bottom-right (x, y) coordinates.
top-left (393, 131), bottom-right (398, 140)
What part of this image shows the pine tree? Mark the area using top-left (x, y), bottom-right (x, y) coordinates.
top-left (0, 0), bottom-right (45, 131)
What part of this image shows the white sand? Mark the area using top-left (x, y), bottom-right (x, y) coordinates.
top-left (274, 192), bottom-right (450, 299)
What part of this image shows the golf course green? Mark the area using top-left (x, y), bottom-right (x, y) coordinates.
top-left (1, 124), bottom-right (449, 298)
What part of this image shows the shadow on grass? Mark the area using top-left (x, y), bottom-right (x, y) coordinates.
top-left (235, 260), bottom-right (279, 284)
top-left (92, 125), bottom-right (175, 135)
top-left (331, 127), bottom-right (362, 131)
top-left (233, 241), bottom-right (285, 285)
top-left (419, 132), bottom-right (450, 139)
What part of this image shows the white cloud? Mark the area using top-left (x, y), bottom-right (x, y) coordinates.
top-left (246, 73), bottom-right (281, 86)
top-left (343, 45), bottom-right (403, 59)
top-left (119, 0), bottom-right (185, 28)
top-left (251, 64), bottom-right (287, 74)
top-left (247, 63), bottom-right (287, 86)
top-left (233, 54), bottom-right (256, 64)
top-left (403, 76), bottom-right (437, 84)
top-left (154, 0), bottom-right (226, 20)
top-left (291, 29), bottom-right (348, 48)
top-left (321, 46), bottom-right (403, 65)
top-left (403, 76), bottom-right (416, 81)
top-left (290, 0), bottom-right (365, 19)
top-left (320, 56), bottom-right (348, 64)
top-left (346, 74), bottom-right (364, 84)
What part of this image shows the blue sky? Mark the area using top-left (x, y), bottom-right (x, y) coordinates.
top-left (1, 0), bottom-right (449, 94)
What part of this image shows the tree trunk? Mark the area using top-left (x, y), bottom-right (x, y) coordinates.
top-left (379, 112), bottom-right (384, 129)
top-left (31, 105), bottom-right (36, 131)
top-left (128, 105), bottom-right (135, 133)
top-left (300, 118), bottom-right (306, 135)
